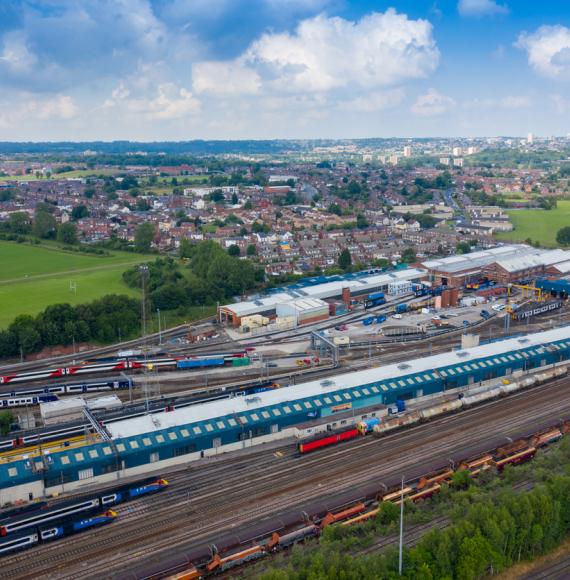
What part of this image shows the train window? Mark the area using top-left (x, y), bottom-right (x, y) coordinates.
top-left (129, 441), bottom-right (139, 449)
top-left (181, 429), bottom-right (190, 437)
top-left (116, 444), bottom-right (126, 452)
top-left (8, 467), bottom-right (18, 477)
top-left (102, 446), bottom-right (112, 455)
top-left (75, 452), bottom-right (85, 461)
top-left (61, 456), bottom-right (70, 465)
top-left (89, 450), bottom-right (98, 459)
top-left (143, 438), bottom-right (152, 446)
top-left (340, 420), bottom-right (347, 425)
top-left (168, 432), bottom-right (178, 440)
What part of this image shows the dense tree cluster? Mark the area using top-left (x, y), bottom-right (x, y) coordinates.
top-left (123, 242), bottom-right (263, 312)
top-left (0, 295), bottom-right (140, 358)
top-left (556, 226), bottom-right (570, 246)
top-left (261, 462), bottom-right (570, 580)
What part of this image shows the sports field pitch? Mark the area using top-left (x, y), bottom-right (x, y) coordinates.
top-left (495, 200), bottom-right (570, 247)
top-left (0, 242), bottom-right (148, 328)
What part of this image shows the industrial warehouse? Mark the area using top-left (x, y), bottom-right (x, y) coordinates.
top-left (1, 325), bottom-right (569, 505)
top-left (218, 244), bottom-right (570, 330)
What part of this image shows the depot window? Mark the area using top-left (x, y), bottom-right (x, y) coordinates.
top-left (381, 385), bottom-right (389, 392)
top-left (362, 388), bottom-right (370, 395)
top-left (89, 450), bottom-right (99, 459)
top-left (102, 447), bottom-right (112, 456)
top-left (193, 427), bottom-right (202, 435)
top-left (353, 390), bottom-right (361, 397)
top-left (293, 404), bottom-right (302, 411)
top-left (407, 378), bottom-right (415, 384)
top-left (143, 438), bottom-right (151, 446)
top-left (75, 452), bottom-right (85, 461)
top-left (332, 396), bottom-right (342, 403)
top-left (239, 415), bottom-right (248, 423)
top-left (283, 406), bottom-right (291, 414)
top-left (130, 441), bottom-right (139, 449)
top-left (168, 432), bottom-right (178, 440)
top-left (216, 421), bottom-right (225, 429)
top-left (227, 418), bottom-right (238, 426)
top-left (61, 456), bottom-right (70, 465)
top-left (8, 467), bottom-right (18, 477)
top-left (205, 424), bottom-right (214, 432)
top-left (272, 409), bottom-right (281, 416)
top-left (313, 400), bottom-right (322, 407)
top-left (181, 429), bottom-right (190, 437)
top-left (156, 435), bottom-right (165, 443)
top-left (343, 393), bottom-right (351, 400)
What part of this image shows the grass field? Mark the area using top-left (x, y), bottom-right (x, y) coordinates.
top-left (495, 200), bottom-right (570, 247)
top-left (0, 168), bottom-right (118, 181)
top-left (0, 242), bottom-right (149, 328)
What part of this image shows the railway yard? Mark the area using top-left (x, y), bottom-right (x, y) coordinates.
top-left (1, 281), bottom-right (570, 579)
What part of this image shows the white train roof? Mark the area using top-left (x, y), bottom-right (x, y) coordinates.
top-left (107, 325), bottom-right (570, 439)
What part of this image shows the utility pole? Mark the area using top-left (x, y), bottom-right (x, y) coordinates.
top-left (139, 265), bottom-right (150, 413)
top-left (157, 308), bottom-right (162, 346)
top-left (399, 474), bottom-right (405, 576)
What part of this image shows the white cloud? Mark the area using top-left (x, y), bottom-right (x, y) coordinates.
top-left (0, 94), bottom-right (78, 128)
top-left (192, 61), bottom-right (261, 95)
top-left (458, 0), bottom-right (509, 17)
top-left (516, 25), bottom-right (570, 78)
top-left (338, 89), bottom-right (406, 112)
top-left (193, 9), bottom-right (439, 96)
top-left (551, 94), bottom-right (569, 114)
top-left (103, 81), bottom-right (200, 120)
top-left (411, 89), bottom-right (455, 117)
top-left (463, 95), bottom-right (531, 110)
top-left (0, 31), bottom-right (37, 72)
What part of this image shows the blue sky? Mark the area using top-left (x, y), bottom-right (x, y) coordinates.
top-left (0, 0), bottom-right (568, 140)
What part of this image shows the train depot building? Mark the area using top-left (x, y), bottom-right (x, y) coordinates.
top-left (1, 326), bottom-right (570, 504)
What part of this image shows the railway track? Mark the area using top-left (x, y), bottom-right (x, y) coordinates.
top-left (3, 375), bottom-right (570, 579)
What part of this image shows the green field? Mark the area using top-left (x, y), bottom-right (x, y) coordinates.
top-left (495, 200), bottom-right (570, 247)
top-left (0, 168), bottom-right (118, 181)
top-left (0, 242), bottom-right (149, 328)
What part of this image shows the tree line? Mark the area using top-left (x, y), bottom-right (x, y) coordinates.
top-left (0, 295), bottom-right (140, 358)
top-left (122, 241), bottom-right (264, 312)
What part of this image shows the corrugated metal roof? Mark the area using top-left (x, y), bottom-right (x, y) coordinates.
top-left (106, 326), bottom-right (570, 440)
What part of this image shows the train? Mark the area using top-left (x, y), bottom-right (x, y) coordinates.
top-left (0, 353), bottom-right (248, 385)
top-left (511, 300), bottom-right (563, 321)
top-left (0, 376), bottom-right (133, 399)
top-left (0, 394), bottom-right (58, 408)
top-left (0, 509), bottom-right (117, 556)
top-left (373, 365), bottom-right (568, 437)
top-left (130, 420), bottom-right (568, 580)
top-left (296, 367), bottom-right (567, 456)
top-left (0, 477), bottom-right (168, 555)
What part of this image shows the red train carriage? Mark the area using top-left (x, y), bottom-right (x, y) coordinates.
top-left (297, 427), bottom-right (359, 454)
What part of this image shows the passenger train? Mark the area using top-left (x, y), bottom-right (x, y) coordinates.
top-left (0, 352), bottom-right (248, 385)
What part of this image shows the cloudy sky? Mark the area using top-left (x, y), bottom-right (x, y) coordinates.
top-left (0, 0), bottom-right (568, 140)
